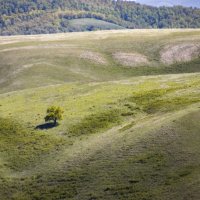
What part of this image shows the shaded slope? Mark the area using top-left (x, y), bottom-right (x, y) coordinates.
top-left (0, 117), bottom-right (64, 172)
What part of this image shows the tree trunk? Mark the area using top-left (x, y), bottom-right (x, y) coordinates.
top-left (54, 118), bottom-right (57, 126)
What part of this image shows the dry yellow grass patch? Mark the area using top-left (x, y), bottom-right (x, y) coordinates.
top-left (80, 51), bottom-right (107, 65)
top-left (113, 52), bottom-right (149, 67)
top-left (161, 43), bottom-right (200, 65)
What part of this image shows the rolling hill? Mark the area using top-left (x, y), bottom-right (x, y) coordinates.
top-left (0, 0), bottom-right (200, 35)
top-left (1, 29), bottom-right (200, 93)
top-left (0, 29), bottom-right (200, 199)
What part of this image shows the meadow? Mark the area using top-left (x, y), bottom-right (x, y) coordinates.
top-left (0, 29), bottom-right (200, 200)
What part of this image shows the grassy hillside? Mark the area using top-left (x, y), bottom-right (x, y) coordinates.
top-left (0, 73), bottom-right (199, 200)
top-left (67, 18), bottom-right (124, 31)
top-left (0, 29), bottom-right (200, 199)
top-left (0, 29), bottom-right (200, 94)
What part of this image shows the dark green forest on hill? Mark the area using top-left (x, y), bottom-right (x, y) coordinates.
top-left (0, 0), bottom-right (200, 35)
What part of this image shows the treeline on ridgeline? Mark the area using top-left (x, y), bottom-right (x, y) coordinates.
top-left (0, 0), bottom-right (200, 35)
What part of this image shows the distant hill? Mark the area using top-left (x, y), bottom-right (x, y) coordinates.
top-left (67, 18), bottom-right (124, 32)
top-left (134, 0), bottom-right (200, 8)
top-left (0, 0), bottom-right (200, 35)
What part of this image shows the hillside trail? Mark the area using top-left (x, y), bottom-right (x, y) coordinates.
top-left (8, 103), bottom-right (200, 180)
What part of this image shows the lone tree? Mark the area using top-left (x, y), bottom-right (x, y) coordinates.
top-left (45, 106), bottom-right (64, 126)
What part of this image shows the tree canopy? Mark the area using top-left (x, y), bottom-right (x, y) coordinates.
top-left (45, 106), bottom-right (64, 126)
top-left (0, 0), bottom-right (200, 35)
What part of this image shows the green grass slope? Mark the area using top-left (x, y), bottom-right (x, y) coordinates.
top-left (67, 18), bottom-right (125, 32)
top-left (0, 72), bottom-right (200, 199)
top-left (0, 29), bottom-right (200, 200)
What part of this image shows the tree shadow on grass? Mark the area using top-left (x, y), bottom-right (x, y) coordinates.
top-left (35, 122), bottom-right (58, 130)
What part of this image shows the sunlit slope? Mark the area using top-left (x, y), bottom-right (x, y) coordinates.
top-left (0, 73), bottom-right (199, 199)
top-left (0, 29), bottom-right (200, 93)
top-left (0, 29), bottom-right (200, 200)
